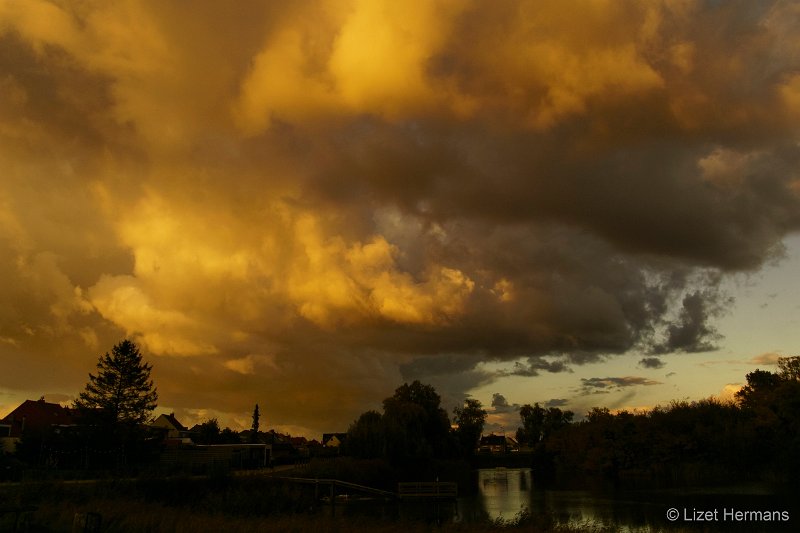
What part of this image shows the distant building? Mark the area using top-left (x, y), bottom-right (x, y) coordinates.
top-left (159, 443), bottom-right (270, 471)
top-left (477, 434), bottom-right (519, 454)
top-left (150, 413), bottom-right (270, 470)
top-left (0, 398), bottom-right (76, 453)
top-left (322, 432), bottom-right (347, 448)
top-left (150, 413), bottom-right (192, 445)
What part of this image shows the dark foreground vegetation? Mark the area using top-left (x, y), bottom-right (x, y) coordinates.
top-left (0, 473), bottom-right (700, 533)
top-left (0, 473), bottom-right (608, 532)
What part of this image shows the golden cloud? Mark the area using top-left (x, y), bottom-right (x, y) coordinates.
top-left (1, 0), bottom-right (799, 435)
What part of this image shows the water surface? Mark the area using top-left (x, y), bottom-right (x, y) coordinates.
top-left (456, 468), bottom-right (796, 532)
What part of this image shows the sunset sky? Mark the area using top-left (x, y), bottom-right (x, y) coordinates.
top-left (1, 0), bottom-right (799, 438)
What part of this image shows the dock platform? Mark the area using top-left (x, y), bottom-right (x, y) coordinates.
top-left (397, 481), bottom-right (458, 500)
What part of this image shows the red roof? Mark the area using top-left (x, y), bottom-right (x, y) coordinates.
top-left (0, 399), bottom-right (76, 438)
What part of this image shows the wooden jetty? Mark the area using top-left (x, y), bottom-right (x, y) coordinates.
top-left (276, 477), bottom-right (457, 504)
top-left (397, 481), bottom-right (458, 500)
top-left (277, 476), bottom-right (395, 503)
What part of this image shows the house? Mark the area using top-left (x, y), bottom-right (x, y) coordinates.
top-left (0, 398), bottom-right (76, 453)
top-left (322, 432), bottom-right (347, 448)
top-left (477, 434), bottom-right (519, 454)
top-left (150, 413), bottom-right (193, 444)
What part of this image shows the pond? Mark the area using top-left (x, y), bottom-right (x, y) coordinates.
top-left (456, 468), bottom-right (797, 532)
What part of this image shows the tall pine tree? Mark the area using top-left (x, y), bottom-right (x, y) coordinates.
top-left (250, 404), bottom-right (260, 443)
top-left (74, 339), bottom-right (158, 425)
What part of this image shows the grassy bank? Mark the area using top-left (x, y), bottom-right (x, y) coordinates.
top-left (0, 475), bottom-right (667, 533)
top-left (0, 491), bottom-right (649, 533)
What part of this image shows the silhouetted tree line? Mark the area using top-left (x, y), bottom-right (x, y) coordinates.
top-left (529, 356), bottom-right (800, 485)
top-left (15, 338), bottom-right (799, 486)
top-left (343, 357), bottom-right (800, 486)
top-left (516, 403), bottom-right (574, 447)
top-left (343, 381), bottom-right (487, 465)
top-left (191, 418), bottom-right (242, 445)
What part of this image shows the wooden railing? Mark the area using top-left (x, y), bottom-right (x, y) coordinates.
top-left (397, 481), bottom-right (458, 499)
top-left (278, 476), bottom-right (396, 499)
top-left (275, 476), bottom-right (458, 501)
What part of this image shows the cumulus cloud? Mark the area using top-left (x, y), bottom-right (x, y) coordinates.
top-left (1, 1), bottom-right (799, 434)
top-left (41, 393), bottom-right (74, 406)
top-left (490, 393), bottom-right (517, 414)
top-left (750, 352), bottom-right (782, 365)
top-left (484, 392), bottom-right (524, 434)
top-left (639, 357), bottom-right (666, 369)
top-left (716, 383), bottom-right (743, 403)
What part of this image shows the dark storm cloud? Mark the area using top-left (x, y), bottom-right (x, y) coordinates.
top-left (651, 290), bottom-right (729, 354)
top-left (400, 353), bottom-right (485, 378)
top-left (313, 119), bottom-right (800, 271)
top-left (398, 353), bottom-right (495, 408)
top-left (304, 0), bottom-right (800, 270)
top-left (1, 0), bottom-right (800, 434)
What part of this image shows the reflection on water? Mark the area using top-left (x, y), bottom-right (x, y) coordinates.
top-left (475, 467), bottom-right (531, 520)
top-left (457, 468), bottom-right (797, 532)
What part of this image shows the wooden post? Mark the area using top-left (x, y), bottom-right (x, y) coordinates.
top-left (330, 481), bottom-right (336, 515)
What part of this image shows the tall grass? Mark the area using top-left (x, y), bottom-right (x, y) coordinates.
top-left (0, 475), bottom-right (695, 532)
top-left (3, 494), bottom-right (682, 532)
